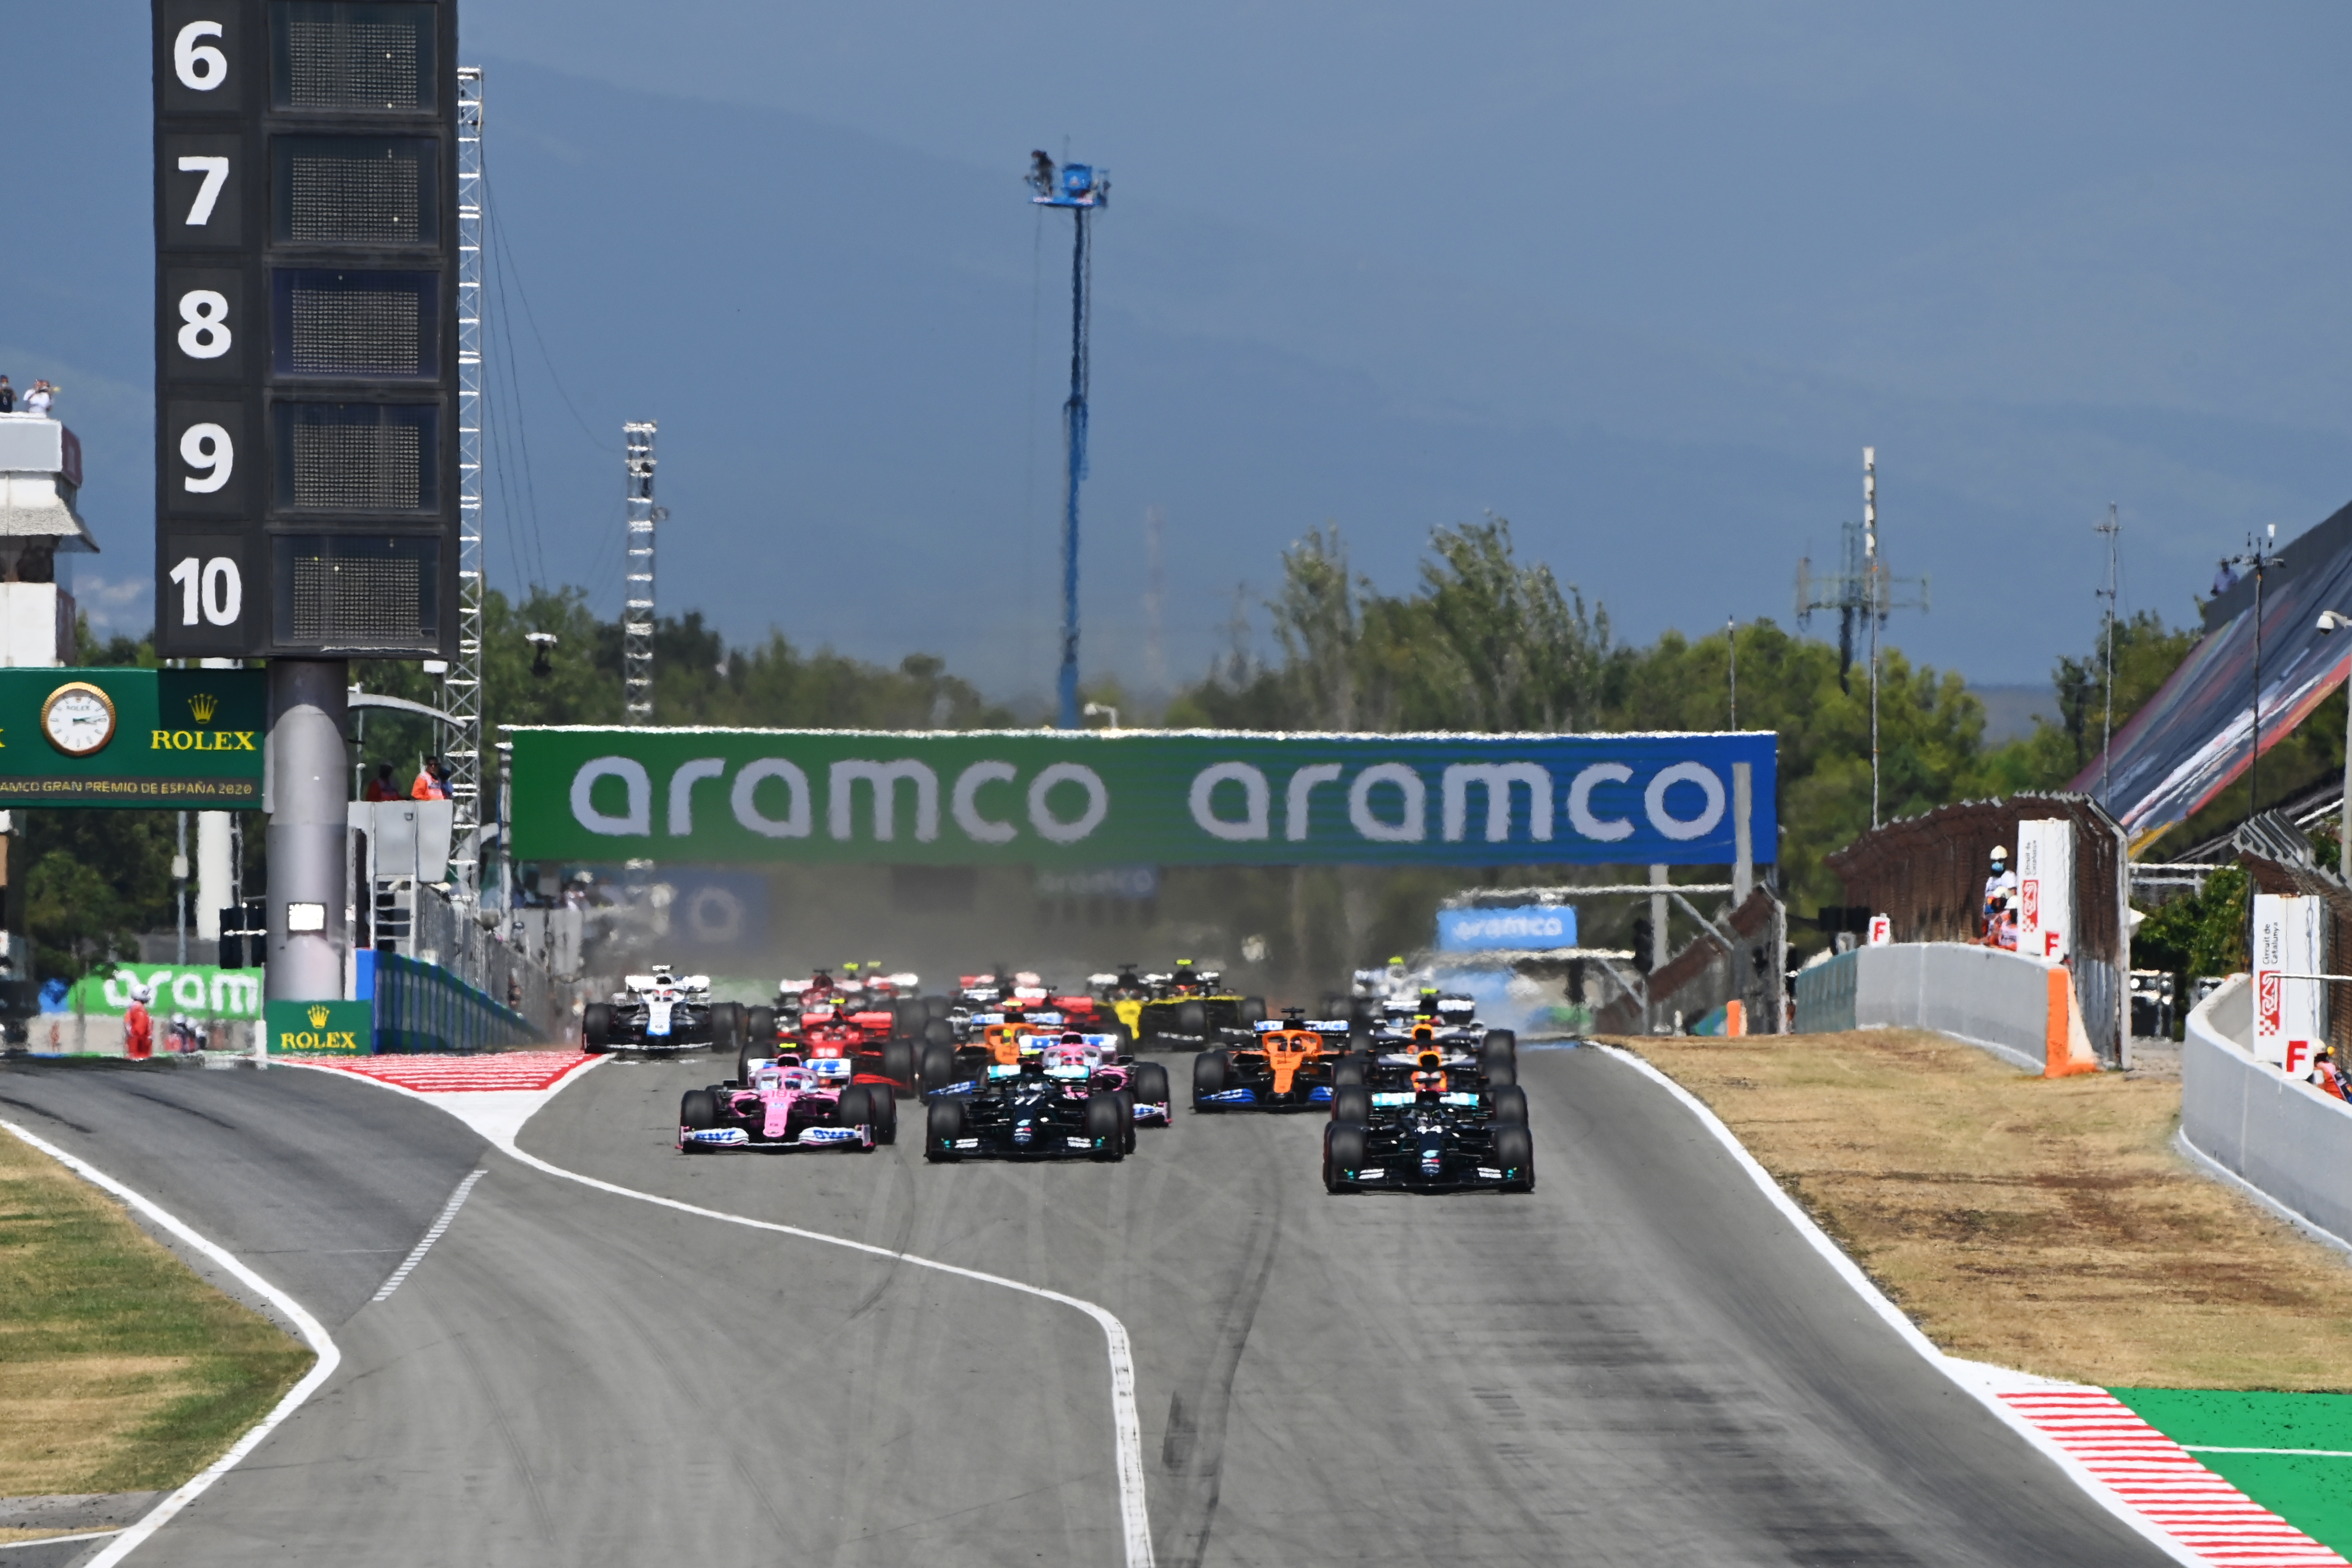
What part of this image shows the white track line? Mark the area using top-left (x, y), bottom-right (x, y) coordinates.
top-left (287, 1060), bottom-right (1156, 1568)
top-left (1594, 1047), bottom-right (2207, 1568)
top-left (0, 1120), bottom-right (342, 1568)
top-left (371, 1169), bottom-right (486, 1302)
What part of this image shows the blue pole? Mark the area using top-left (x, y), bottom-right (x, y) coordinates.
top-left (1058, 207), bottom-right (1089, 729)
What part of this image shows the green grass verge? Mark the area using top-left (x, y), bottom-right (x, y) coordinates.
top-left (2111, 1388), bottom-right (2352, 1555)
top-left (0, 1126), bottom-right (313, 1495)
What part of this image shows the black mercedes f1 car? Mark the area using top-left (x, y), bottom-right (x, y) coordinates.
top-left (1321, 1078), bottom-right (1532, 1194)
top-left (922, 1053), bottom-right (1135, 1163)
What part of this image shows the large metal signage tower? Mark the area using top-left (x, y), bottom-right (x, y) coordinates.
top-left (154, 0), bottom-right (460, 999)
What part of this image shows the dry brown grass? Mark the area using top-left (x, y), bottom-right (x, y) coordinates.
top-left (0, 1129), bottom-right (311, 1495)
top-left (1614, 1029), bottom-right (2352, 1389)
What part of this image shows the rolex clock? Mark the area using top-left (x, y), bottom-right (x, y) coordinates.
top-left (41, 681), bottom-right (117, 756)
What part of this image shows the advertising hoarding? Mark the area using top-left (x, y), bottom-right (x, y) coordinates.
top-left (2015, 818), bottom-right (2073, 965)
top-left (0, 667), bottom-right (266, 807)
top-left (2251, 892), bottom-right (2325, 1073)
top-left (506, 728), bottom-right (1777, 868)
top-left (1435, 906), bottom-right (1579, 951)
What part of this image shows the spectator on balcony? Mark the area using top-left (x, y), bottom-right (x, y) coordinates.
top-left (0, 375), bottom-right (14, 413)
top-left (411, 757), bottom-right (451, 800)
top-left (23, 379), bottom-right (54, 416)
top-left (363, 762), bottom-right (400, 802)
top-left (2307, 1049), bottom-right (2350, 1105)
top-left (1982, 846), bottom-right (2019, 950)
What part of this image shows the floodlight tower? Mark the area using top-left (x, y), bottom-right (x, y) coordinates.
top-left (1027, 152), bottom-right (1109, 730)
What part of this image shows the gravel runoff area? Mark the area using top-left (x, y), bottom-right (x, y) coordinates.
top-left (1614, 1028), bottom-right (2352, 1391)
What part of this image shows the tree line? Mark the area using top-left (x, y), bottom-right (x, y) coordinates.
top-left (29, 517), bottom-right (2300, 982)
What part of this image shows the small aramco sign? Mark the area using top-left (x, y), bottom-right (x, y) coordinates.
top-left (1436, 905), bottom-right (1579, 951)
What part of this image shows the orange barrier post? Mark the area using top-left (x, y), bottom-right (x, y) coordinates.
top-left (1724, 999), bottom-right (1746, 1038)
top-left (2044, 966), bottom-right (2099, 1078)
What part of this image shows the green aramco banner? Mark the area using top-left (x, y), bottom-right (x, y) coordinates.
top-left (506, 728), bottom-right (1776, 868)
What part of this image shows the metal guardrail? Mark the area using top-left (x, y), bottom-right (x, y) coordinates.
top-left (372, 951), bottom-right (538, 1054)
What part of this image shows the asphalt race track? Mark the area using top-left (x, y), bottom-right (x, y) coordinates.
top-left (0, 1048), bottom-right (2171, 1567)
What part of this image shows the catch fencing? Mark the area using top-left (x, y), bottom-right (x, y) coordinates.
top-left (407, 883), bottom-right (577, 1044)
top-left (1824, 793), bottom-right (2129, 1063)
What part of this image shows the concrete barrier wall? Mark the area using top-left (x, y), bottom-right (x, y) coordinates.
top-left (1857, 944), bottom-right (2060, 1073)
top-left (1793, 942), bottom-right (2063, 1073)
top-left (2182, 974), bottom-right (2352, 1249)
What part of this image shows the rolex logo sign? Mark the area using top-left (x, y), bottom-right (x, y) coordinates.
top-left (265, 999), bottom-right (370, 1056)
top-left (189, 691), bottom-right (219, 722)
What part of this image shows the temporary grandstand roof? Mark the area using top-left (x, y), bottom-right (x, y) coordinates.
top-left (2084, 498), bottom-right (2352, 851)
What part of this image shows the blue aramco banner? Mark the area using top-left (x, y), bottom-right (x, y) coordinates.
top-left (1436, 905), bottom-right (1580, 951)
top-left (506, 727), bottom-right (1777, 869)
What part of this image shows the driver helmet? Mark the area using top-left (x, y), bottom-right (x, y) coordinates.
top-left (780, 1066), bottom-right (818, 1093)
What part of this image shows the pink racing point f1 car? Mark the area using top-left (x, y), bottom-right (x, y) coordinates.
top-left (677, 1056), bottom-right (894, 1152)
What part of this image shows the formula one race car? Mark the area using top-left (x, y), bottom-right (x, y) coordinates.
top-left (1359, 995), bottom-right (1515, 1089)
top-left (924, 1014), bottom-right (1171, 1126)
top-left (1321, 1050), bottom-right (1532, 1194)
top-left (745, 1000), bottom-right (920, 1099)
top-left (677, 1053), bottom-right (892, 1151)
top-left (1114, 960), bottom-right (1266, 1050)
top-left (1191, 1012), bottom-right (1352, 1113)
top-left (585, 965), bottom-right (741, 1054)
top-left (922, 1037), bottom-right (1140, 1162)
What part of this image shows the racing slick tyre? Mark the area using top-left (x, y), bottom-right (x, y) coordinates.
top-left (1115, 1090), bottom-right (1138, 1154)
top-left (1481, 1030), bottom-right (1518, 1085)
top-left (924, 994), bottom-right (952, 1024)
top-left (735, 1038), bottom-right (769, 1085)
top-left (1489, 1084), bottom-right (1529, 1125)
top-left (1131, 1061), bottom-right (1171, 1123)
top-left (1480, 1033), bottom-right (1518, 1088)
top-left (1191, 1049), bottom-right (1229, 1112)
top-left (1493, 1123), bottom-right (1535, 1192)
top-left (582, 1003), bottom-right (611, 1054)
top-left (1330, 1084), bottom-right (1373, 1127)
top-left (920, 1041), bottom-right (957, 1098)
top-left (836, 1085), bottom-right (876, 1145)
top-left (711, 1002), bottom-right (740, 1054)
top-left (1086, 1093), bottom-right (1127, 1161)
top-left (1331, 1053), bottom-right (1366, 1089)
top-left (925, 1096), bottom-right (965, 1161)
top-left (923, 1017), bottom-right (953, 1050)
top-left (1239, 996), bottom-right (1267, 1026)
top-left (1349, 996), bottom-right (1379, 1039)
top-left (1176, 1001), bottom-right (1207, 1041)
top-left (679, 1088), bottom-right (719, 1150)
top-left (1324, 1121), bottom-right (1368, 1193)
top-left (868, 1084), bottom-right (899, 1145)
top-left (892, 999), bottom-right (924, 1040)
top-left (747, 1005), bottom-right (776, 1051)
top-left (880, 1038), bottom-right (918, 1098)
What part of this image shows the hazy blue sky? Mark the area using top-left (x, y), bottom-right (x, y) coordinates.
top-left (7, 2), bottom-right (2348, 701)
